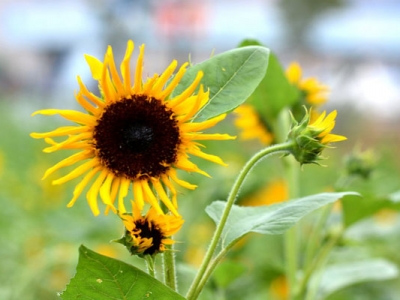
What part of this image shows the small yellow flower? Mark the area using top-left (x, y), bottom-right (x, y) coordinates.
top-left (233, 104), bottom-right (273, 145)
top-left (31, 40), bottom-right (234, 216)
top-left (286, 62), bottom-right (329, 106)
top-left (288, 108), bottom-right (347, 165)
top-left (119, 202), bottom-right (184, 256)
top-left (241, 179), bottom-right (288, 207)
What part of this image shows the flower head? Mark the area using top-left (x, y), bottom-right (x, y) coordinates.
top-left (286, 62), bottom-right (329, 122)
top-left (344, 147), bottom-right (376, 179)
top-left (233, 104), bottom-right (273, 145)
top-left (31, 40), bottom-right (234, 216)
top-left (287, 108), bottom-right (347, 165)
top-left (286, 62), bottom-right (329, 106)
top-left (118, 202), bottom-right (183, 256)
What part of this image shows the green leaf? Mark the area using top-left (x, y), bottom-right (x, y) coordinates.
top-left (238, 39), bottom-right (299, 123)
top-left (171, 46), bottom-right (270, 122)
top-left (310, 259), bottom-right (398, 299)
top-left (212, 260), bottom-right (247, 289)
top-left (60, 245), bottom-right (186, 300)
top-left (206, 192), bottom-right (359, 248)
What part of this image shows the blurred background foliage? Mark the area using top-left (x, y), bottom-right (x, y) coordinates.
top-left (0, 0), bottom-right (399, 299)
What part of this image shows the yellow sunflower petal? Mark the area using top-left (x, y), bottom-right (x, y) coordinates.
top-left (121, 40), bottom-right (134, 94)
top-left (106, 46), bottom-right (124, 97)
top-left (52, 159), bottom-right (98, 185)
top-left (286, 62), bottom-right (302, 84)
top-left (86, 169), bottom-right (108, 216)
top-left (187, 147), bottom-right (227, 166)
top-left (168, 71), bottom-right (203, 108)
top-left (187, 133), bottom-right (236, 141)
top-left (67, 167), bottom-right (100, 208)
top-left (133, 180), bottom-right (145, 211)
top-left (118, 177), bottom-right (130, 214)
top-left (168, 169), bottom-right (197, 190)
top-left (77, 76), bottom-right (105, 108)
top-left (99, 173), bottom-right (117, 208)
top-left (132, 44), bottom-right (145, 94)
top-left (42, 150), bottom-right (91, 180)
top-left (74, 92), bottom-right (99, 114)
top-left (151, 60), bottom-right (178, 97)
top-left (30, 126), bottom-right (89, 139)
top-left (182, 114), bottom-right (227, 132)
top-left (84, 54), bottom-right (103, 80)
top-left (141, 180), bottom-right (164, 215)
top-left (43, 132), bottom-right (92, 153)
top-left (159, 62), bottom-right (189, 99)
top-left (153, 180), bottom-right (179, 216)
top-left (105, 176), bottom-right (121, 215)
top-left (32, 109), bottom-right (96, 126)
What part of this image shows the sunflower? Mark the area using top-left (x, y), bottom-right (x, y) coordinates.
top-left (288, 109), bottom-right (347, 165)
top-left (119, 202), bottom-right (184, 256)
top-left (233, 104), bottom-right (273, 145)
top-left (286, 62), bottom-right (329, 106)
top-left (31, 40), bottom-right (234, 216)
top-left (309, 110), bottom-right (347, 144)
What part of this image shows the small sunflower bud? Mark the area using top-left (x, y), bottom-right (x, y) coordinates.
top-left (344, 148), bottom-right (376, 179)
top-left (287, 108), bottom-right (346, 165)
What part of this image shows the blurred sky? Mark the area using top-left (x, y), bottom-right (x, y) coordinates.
top-left (0, 0), bottom-right (399, 119)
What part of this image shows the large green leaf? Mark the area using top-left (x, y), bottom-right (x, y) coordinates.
top-left (171, 46), bottom-right (270, 122)
top-left (60, 245), bottom-right (186, 300)
top-left (239, 39), bottom-right (299, 123)
top-left (310, 259), bottom-right (398, 300)
top-left (206, 192), bottom-right (359, 248)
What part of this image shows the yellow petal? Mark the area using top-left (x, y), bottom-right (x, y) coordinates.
top-left (141, 180), bottom-right (164, 215)
top-left (106, 46), bottom-right (124, 97)
top-left (182, 114), bottom-right (226, 132)
top-left (99, 172), bottom-right (117, 212)
top-left (168, 71), bottom-right (203, 108)
top-left (286, 62), bottom-right (302, 84)
top-left (42, 150), bottom-right (91, 180)
top-left (121, 40), bottom-right (134, 93)
top-left (32, 109), bottom-right (96, 126)
top-left (77, 76), bottom-right (105, 108)
top-left (52, 159), bottom-right (97, 185)
top-left (168, 168), bottom-right (197, 189)
top-left (133, 180), bottom-right (145, 211)
top-left (132, 44), bottom-right (145, 94)
top-left (151, 60), bottom-right (178, 97)
top-left (84, 54), bottom-right (104, 80)
top-left (186, 133), bottom-right (236, 141)
top-left (86, 169), bottom-right (108, 215)
top-left (118, 177), bottom-right (130, 214)
top-left (30, 126), bottom-right (88, 139)
top-left (160, 62), bottom-right (188, 99)
top-left (187, 147), bottom-right (227, 166)
top-left (153, 180), bottom-right (179, 216)
top-left (67, 167), bottom-right (100, 208)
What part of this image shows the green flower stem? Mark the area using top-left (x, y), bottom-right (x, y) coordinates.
top-left (283, 155), bottom-right (300, 299)
top-left (186, 142), bottom-right (294, 300)
top-left (302, 228), bottom-right (343, 300)
top-left (191, 246), bottom-right (229, 300)
top-left (145, 255), bottom-right (156, 278)
top-left (274, 108), bottom-right (300, 299)
top-left (163, 243), bottom-right (177, 291)
top-left (304, 203), bottom-right (334, 269)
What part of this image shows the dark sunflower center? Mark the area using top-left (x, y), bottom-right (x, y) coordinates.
top-left (121, 123), bottom-right (154, 153)
top-left (136, 219), bottom-right (163, 255)
top-left (93, 95), bottom-right (180, 180)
